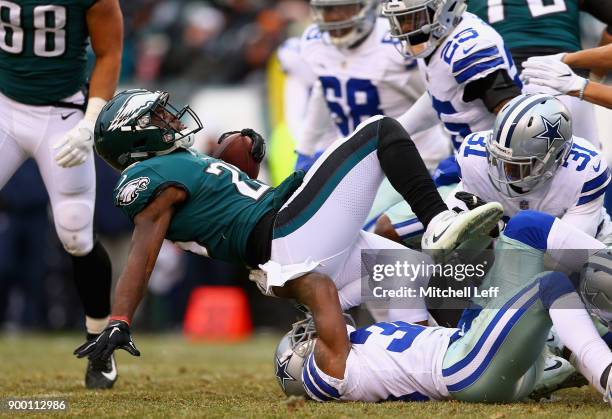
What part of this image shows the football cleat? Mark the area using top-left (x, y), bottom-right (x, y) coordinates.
top-left (421, 201), bottom-right (503, 259)
top-left (85, 353), bottom-right (118, 389)
top-left (529, 352), bottom-right (586, 401)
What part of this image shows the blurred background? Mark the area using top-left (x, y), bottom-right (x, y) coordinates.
top-left (1, 0), bottom-right (610, 340)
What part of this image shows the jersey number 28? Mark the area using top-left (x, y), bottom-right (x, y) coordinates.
top-left (0, 1), bottom-right (66, 57)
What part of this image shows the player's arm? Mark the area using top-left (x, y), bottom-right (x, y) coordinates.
top-left (112, 186), bottom-right (187, 322)
top-left (87, 0), bottom-right (123, 101)
top-left (579, 0), bottom-right (612, 77)
top-left (395, 92), bottom-right (439, 136)
top-left (53, 0), bottom-right (124, 168)
top-left (563, 44), bottom-right (612, 72)
top-left (463, 69), bottom-right (520, 114)
top-left (74, 186), bottom-right (186, 361)
top-left (273, 273), bottom-right (350, 379)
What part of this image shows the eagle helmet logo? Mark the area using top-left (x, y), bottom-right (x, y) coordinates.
top-left (108, 91), bottom-right (163, 131)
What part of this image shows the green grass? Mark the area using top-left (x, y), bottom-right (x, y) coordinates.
top-left (0, 333), bottom-right (608, 418)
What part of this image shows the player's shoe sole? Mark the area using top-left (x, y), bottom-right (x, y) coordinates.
top-left (85, 354), bottom-right (118, 389)
top-left (422, 202), bottom-right (503, 259)
top-left (529, 354), bottom-right (587, 401)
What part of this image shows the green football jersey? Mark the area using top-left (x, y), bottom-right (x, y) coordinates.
top-left (467, 0), bottom-right (581, 51)
top-left (114, 149), bottom-right (300, 266)
top-left (0, 0), bottom-right (96, 105)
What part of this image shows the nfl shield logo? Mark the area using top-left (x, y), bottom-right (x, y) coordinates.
top-left (519, 200), bottom-right (529, 210)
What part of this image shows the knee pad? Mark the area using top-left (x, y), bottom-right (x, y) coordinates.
top-left (504, 210), bottom-right (555, 251)
top-left (54, 201), bottom-right (94, 256)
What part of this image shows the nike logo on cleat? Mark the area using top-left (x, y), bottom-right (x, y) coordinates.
top-left (432, 224), bottom-right (451, 243)
top-left (61, 111), bottom-right (76, 120)
top-left (101, 356), bottom-right (117, 381)
top-left (544, 360), bottom-right (563, 371)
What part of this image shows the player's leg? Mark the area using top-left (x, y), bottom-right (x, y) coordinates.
top-left (443, 272), bottom-right (612, 403)
top-left (261, 116), bottom-right (502, 293)
top-left (334, 231), bottom-right (430, 323)
top-left (0, 93), bottom-right (29, 188)
top-left (33, 103), bottom-right (115, 389)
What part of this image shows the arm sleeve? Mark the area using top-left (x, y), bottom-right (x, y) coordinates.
top-left (395, 92), bottom-right (440, 137)
top-left (463, 69), bottom-right (521, 113)
top-left (561, 196), bottom-right (606, 237)
top-left (296, 81), bottom-right (338, 155)
top-left (582, 0), bottom-right (612, 26)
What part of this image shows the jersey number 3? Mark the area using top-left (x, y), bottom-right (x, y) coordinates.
top-left (0, 1), bottom-right (66, 57)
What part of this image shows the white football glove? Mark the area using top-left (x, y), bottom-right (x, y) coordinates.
top-left (53, 118), bottom-right (95, 168)
top-left (520, 57), bottom-right (587, 96)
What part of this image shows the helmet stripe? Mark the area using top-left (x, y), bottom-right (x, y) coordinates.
top-left (495, 94), bottom-right (549, 147)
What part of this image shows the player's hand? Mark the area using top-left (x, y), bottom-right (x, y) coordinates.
top-left (53, 118), bottom-right (94, 168)
top-left (218, 128), bottom-right (266, 163)
top-left (74, 320), bottom-right (141, 361)
top-left (520, 58), bottom-right (587, 96)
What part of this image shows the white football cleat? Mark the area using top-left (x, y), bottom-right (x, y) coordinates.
top-left (421, 202), bottom-right (503, 258)
top-left (529, 352), bottom-right (585, 400)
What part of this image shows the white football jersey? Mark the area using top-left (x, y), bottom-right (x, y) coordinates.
top-left (419, 12), bottom-right (519, 148)
top-left (303, 322), bottom-right (459, 402)
top-left (455, 132), bottom-right (611, 238)
top-left (300, 19), bottom-right (449, 164)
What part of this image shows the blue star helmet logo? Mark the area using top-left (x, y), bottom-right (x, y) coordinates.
top-left (275, 354), bottom-right (296, 390)
top-left (533, 116), bottom-right (565, 149)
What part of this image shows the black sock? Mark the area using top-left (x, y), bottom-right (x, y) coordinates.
top-left (72, 240), bottom-right (112, 319)
top-left (601, 362), bottom-right (612, 389)
top-left (376, 117), bottom-right (448, 227)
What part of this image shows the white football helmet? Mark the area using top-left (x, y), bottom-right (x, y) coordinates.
top-left (310, 0), bottom-right (379, 48)
top-left (382, 0), bottom-right (466, 58)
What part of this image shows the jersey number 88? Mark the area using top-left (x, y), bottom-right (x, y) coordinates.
top-left (0, 1), bottom-right (66, 57)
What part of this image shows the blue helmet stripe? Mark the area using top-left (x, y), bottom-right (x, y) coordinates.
top-left (503, 97), bottom-right (547, 148)
top-left (494, 95), bottom-right (544, 146)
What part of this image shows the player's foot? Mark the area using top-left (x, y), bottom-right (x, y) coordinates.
top-left (421, 202), bottom-right (503, 259)
top-left (85, 353), bottom-right (118, 389)
top-left (604, 364), bottom-right (612, 407)
top-left (529, 354), bottom-right (586, 400)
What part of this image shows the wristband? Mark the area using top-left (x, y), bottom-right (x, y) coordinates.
top-left (84, 97), bottom-right (108, 124)
top-left (579, 79), bottom-right (589, 101)
top-left (110, 315), bottom-right (131, 326)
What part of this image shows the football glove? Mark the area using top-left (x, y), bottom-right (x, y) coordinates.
top-left (218, 128), bottom-right (266, 163)
top-left (295, 150), bottom-right (324, 173)
top-left (53, 118), bottom-right (95, 168)
top-left (521, 58), bottom-right (588, 96)
top-left (74, 320), bottom-right (140, 361)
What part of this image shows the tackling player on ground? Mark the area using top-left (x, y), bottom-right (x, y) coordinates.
top-left (0, 0), bottom-right (123, 388)
top-left (273, 211), bottom-right (612, 405)
top-left (73, 89), bottom-right (504, 364)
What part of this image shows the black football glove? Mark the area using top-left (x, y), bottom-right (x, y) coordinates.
top-left (218, 128), bottom-right (266, 163)
top-left (74, 320), bottom-right (140, 361)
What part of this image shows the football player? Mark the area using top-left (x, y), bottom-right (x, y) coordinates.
top-left (0, 0), bottom-right (123, 388)
top-left (378, 95), bottom-right (611, 245)
top-left (467, 0), bottom-right (612, 145)
top-left (274, 210), bottom-right (612, 405)
top-left (74, 89), bottom-right (504, 363)
top-left (297, 0), bottom-right (450, 172)
top-left (382, 0), bottom-right (521, 150)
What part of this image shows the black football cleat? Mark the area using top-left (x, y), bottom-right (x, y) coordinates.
top-left (85, 353), bottom-right (118, 389)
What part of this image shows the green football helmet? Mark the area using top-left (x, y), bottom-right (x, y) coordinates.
top-left (94, 89), bottom-right (203, 171)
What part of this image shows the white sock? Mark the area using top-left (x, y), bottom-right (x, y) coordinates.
top-left (549, 293), bottom-right (612, 393)
top-left (86, 316), bottom-right (109, 335)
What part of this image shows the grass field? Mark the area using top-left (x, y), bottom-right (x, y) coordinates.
top-left (0, 333), bottom-right (608, 418)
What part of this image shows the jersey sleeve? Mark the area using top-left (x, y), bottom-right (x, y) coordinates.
top-left (113, 165), bottom-right (186, 221)
top-left (449, 32), bottom-right (509, 85)
top-left (562, 149), bottom-right (611, 236)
